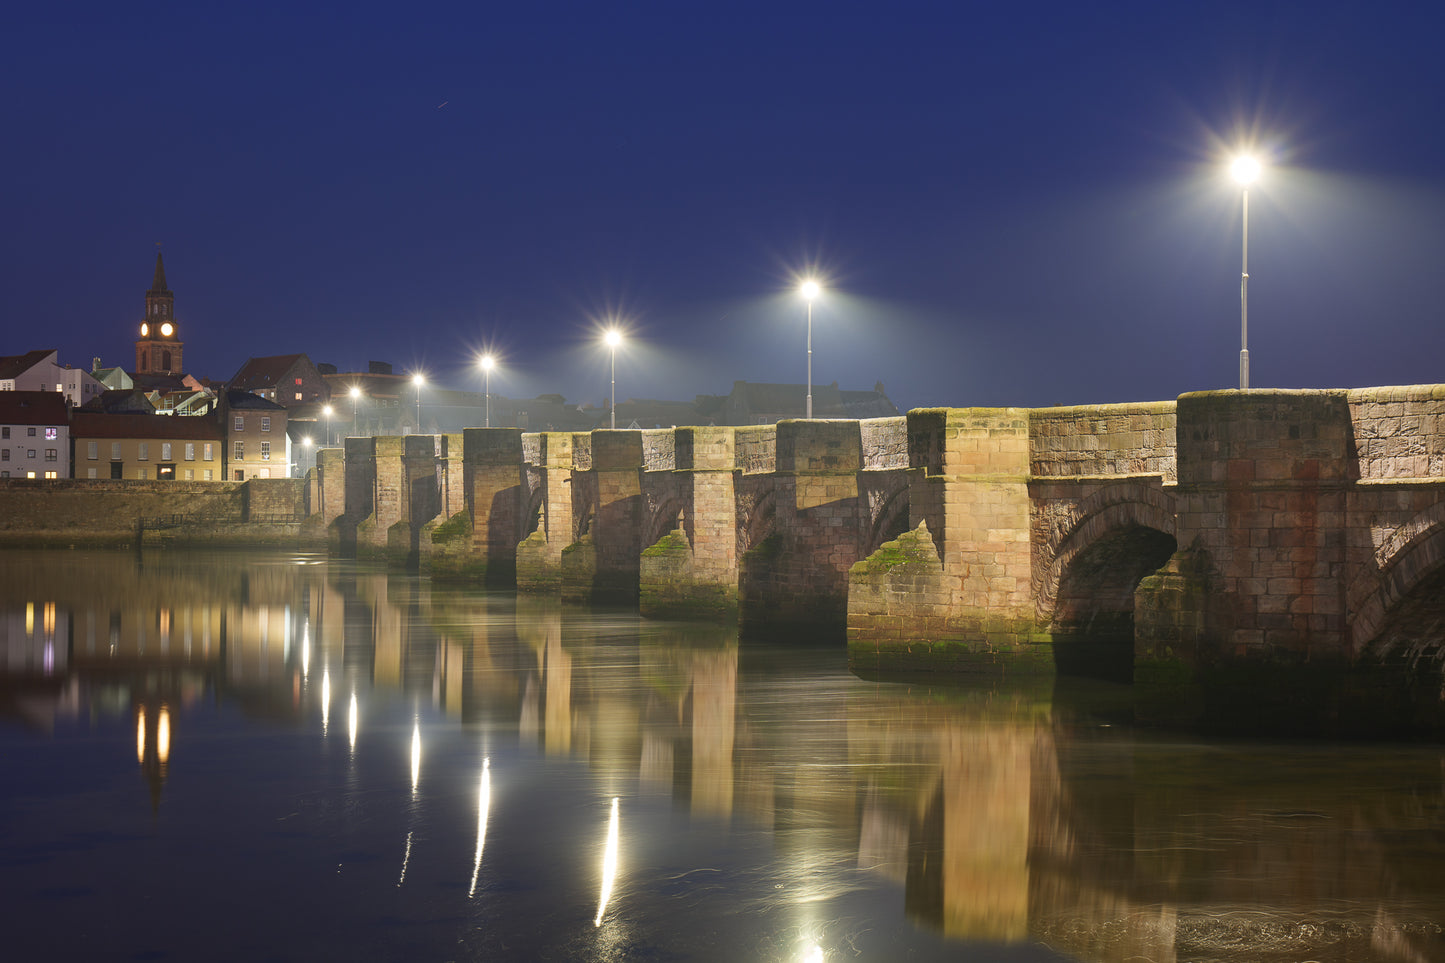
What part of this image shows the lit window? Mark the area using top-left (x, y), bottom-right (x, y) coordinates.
top-left (44, 471), bottom-right (57, 479)
top-left (138, 443), bottom-right (148, 461)
top-left (45, 427), bottom-right (57, 439)
top-left (161, 443), bottom-right (172, 461)
top-left (260, 441), bottom-right (271, 460)
top-left (204, 469), bottom-right (213, 480)
top-left (294, 392), bottom-right (303, 401)
top-left (294, 378), bottom-right (303, 385)
top-left (184, 469), bottom-right (194, 480)
top-left (203, 443), bottom-right (213, 461)
top-left (27, 471), bottom-right (36, 478)
top-left (184, 443), bottom-right (195, 461)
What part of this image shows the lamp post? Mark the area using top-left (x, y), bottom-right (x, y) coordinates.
top-left (300, 436), bottom-right (312, 478)
top-left (349, 385), bottom-right (361, 436)
top-left (412, 373), bottom-right (425, 433)
top-left (479, 354), bottom-right (495, 428)
top-left (799, 280), bottom-right (821, 418)
top-left (1231, 155), bottom-right (1261, 390)
top-left (322, 404), bottom-right (333, 447)
top-left (605, 329), bottom-right (622, 429)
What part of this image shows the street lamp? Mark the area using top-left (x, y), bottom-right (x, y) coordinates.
top-left (1231, 154), bottom-right (1261, 390)
top-left (799, 280), bottom-right (821, 418)
top-left (604, 329), bottom-right (623, 429)
top-left (412, 373), bottom-right (425, 433)
top-left (479, 354), bottom-right (495, 428)
top-left (349, 385), bottom-right (361, 436)
top-left (322, 404), bottom-right (333, 447)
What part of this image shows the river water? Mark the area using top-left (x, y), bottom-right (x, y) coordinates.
top-left (1, 549), bottom-right (1442, 963)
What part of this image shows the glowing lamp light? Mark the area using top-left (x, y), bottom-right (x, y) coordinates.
top-left (412, 373), bottom-right (425, 387)
top-left (799, 279), bottom-right (821, 300)
top-left (480, 354), bottom-right (495, 371)
top-left (349, 386), bottom-right (361, 400)
top-left (1231, 155), bottom-right (1261, 185)
top-left (605, 329), bottom-right (623, 348)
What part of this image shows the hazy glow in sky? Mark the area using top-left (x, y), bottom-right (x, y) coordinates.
top-left (6, 2), bottom-right (1445, 411)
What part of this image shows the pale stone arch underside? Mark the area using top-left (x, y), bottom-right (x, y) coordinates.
top-left (739, 489), bottom-right (777, 557)
top-left (1036, 482), bottom-right (1177, 622)
top-left (643, 496), bottom-right (687, 551)
top-left (523, 478), bottom-right (545, 538)
top-left (862, 475), bottom-right (911, 559)
top-left (1347, 500), bottom-right (1445, 657)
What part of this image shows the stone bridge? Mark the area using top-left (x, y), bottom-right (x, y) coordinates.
top-left (314, 385), bottom-right (1445, 734)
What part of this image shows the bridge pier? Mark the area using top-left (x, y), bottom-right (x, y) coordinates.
top-left (516, 432), bottom-right (576, 593)
top-left (354, 435), bottom-right (440, 564)
top-left (429, 428), bottom-right (523, 583)
top-left (640, 427), bottom-right (739, 620)
top-left (1134, 390), bottom-right (1362, 733)
top-left (849, 408), bottom-right (1047, 673)
top-left (562, 430), bottom-right (644, 605)
top-left (741, 420), bottom-right (869, 639)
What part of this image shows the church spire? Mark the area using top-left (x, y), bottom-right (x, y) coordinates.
top-left (149, 251), bottom-right (171, 296)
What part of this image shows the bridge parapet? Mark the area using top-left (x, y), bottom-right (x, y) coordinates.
top-left (1029, 401), bottom-right (1176, 480)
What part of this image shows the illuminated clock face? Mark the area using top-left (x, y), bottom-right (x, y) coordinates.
top-left (140, 323), bottom-right (149, 336)
top-left (160, 322), bottom-right (174, 337)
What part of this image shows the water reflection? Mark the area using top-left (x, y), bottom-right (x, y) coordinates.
top-left (1, 549), bottom-right (1443, 962)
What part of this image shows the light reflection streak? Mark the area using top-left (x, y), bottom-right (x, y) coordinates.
top-left (410, 722), bottom-right (421, 795)
top-left (398, 830), bottom-right (413, 887)
top-left (595, 797), bottom-right (620, 926)
top-left (157, 706), bottom-right (171, 765)
top-left (136, 708), bottom-right (145, 764)
top-left (468, 758), bottom-right (491, 897)
top-left (301, 619), bottom-right (310, 678)
top-left (348, 693), bottom-right (358, 750)
top-left (321, 670), bottom-right (331, 734)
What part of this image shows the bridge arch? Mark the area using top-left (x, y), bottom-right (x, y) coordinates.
top-left (1347, 501), bottom-right (1445, 661)
top-left (739, 489), bottom-right (777, 556)
top-left (643, 496), bottom-right (687, 552)
top-left (1036, 482), bottom-right (1177, 679)
top-left (863, 483), bottom-right (910, 559)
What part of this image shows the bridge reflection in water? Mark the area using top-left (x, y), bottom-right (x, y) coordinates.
top-left (1, 549), bottom-right (1442, 962)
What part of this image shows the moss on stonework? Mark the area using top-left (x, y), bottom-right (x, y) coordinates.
top-left (641, 529), bottom-right (690, 557)
top-left (849, 522), bottom-right (937, 576)
top-left (430, 509), bottom-right (471, 544)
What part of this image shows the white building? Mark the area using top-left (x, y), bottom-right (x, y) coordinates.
top-left (0, 349), bottom-right (103, 408)
top-left (0, 390), bottom-right (70, 479)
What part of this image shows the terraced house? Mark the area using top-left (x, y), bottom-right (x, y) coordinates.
top-left (221, 389), bottom-right (290, 480)
top-left (71, 411), bottom-right (223, 480)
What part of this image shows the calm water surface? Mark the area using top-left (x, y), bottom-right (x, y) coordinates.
top-left (1, 549), bottom-right (1442, 962)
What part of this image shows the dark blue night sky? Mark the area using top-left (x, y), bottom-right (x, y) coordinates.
top-left (5, 1), bottom-right (1445, 413)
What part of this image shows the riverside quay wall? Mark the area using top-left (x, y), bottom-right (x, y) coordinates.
top-left (8, 386), bottom-right (1445, 734)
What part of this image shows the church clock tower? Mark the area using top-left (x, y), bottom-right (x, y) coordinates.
top-left (135, 252), bottom-right (185, 375)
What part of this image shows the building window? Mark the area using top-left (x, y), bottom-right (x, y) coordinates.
top-left (184, 443), bottom-right (195, 461)
top-left (261, 441), bottom-right (271, 461)
top-left (27, 449), bottom-right (36, 458)
top-left (261, 417), bottom-right (271, 432)
top-left (87, 441), bottom-right (98, 460)
top-left (45, 427), bottom-right (57, 440)
top-left (87, 468), bottom-right (97, 479)
top-left (259, 467), bottom-right (270, 478)
top-left (27, 427), bottom-right (36, 437)
top-left (44, 449), bottom-right (56, 462)
top-left (112, 442), bottom-right (122, 460)
top-left (161, 443), bottom-right (172, 461)
top-left (44, 471), bottom-right (57, 479)
top-left (295, 377), bottom-right (303, 385)
top-left (203, 443), bottom-right (214, 461)
top-left (110, 463), bottom-right (122, 479)
top-left (136, 468), bottom-right (148, 480)
top-left (234, 470), bottom-right (244, 481)
top-left (295, 392), bottom-right (303, 401)
top-left (1, 428), bottom-right (8, 439)
top-left (204, 469), bottom-right (213, 480)
top-left (1, 471), bottom-right (7, 478)
top-left (158, 464), bottom-right (175, 480)
top-left (234, 441), bottom-right (244, 461)
top-left (138, 442), bottom-right (148, 461)
top-left (26, 471), bottom-right (35, 479)
top-left (184, 469), bottom-right (194, 480)
top-left (234, 415), bottom-right (244, 431)
top-left (1, 451), bottom-right (8, 462)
